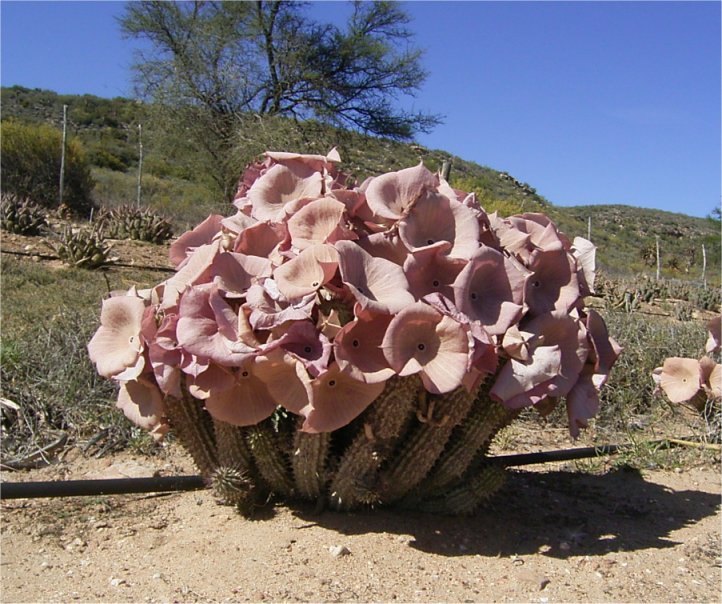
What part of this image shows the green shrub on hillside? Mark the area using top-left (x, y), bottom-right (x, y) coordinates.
top-left (0, 119), bottom-right (95, 216)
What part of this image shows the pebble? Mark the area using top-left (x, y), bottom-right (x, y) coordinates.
top-left (329, 545), bottom-right (351, 558)
top-left (109, 578), bottom-right (126, 587)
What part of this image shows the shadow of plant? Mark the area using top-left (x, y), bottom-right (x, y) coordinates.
top-left (292, 466), bottom-right (720, 559)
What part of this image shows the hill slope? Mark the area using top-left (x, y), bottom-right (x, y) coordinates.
top-left (1, 85), bottom-right (719, 281)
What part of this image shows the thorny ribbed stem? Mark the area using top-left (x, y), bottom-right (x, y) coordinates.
top-left (377, 386), bottom-right (475, 504)
top-left (292, 428), bottom-right (330, 500)
top-left (247, 422), bottom-right (294, 498)
top-left (413, 389), bottom-right (514, 498)
top-left (413, 463), bottom-right (507, 515)
top-left (328, 375), bottom-right (422, 510)
top-left (213, 419), bottom-right (253, 472)
top-left (164, 388), bottom-right (217, 479)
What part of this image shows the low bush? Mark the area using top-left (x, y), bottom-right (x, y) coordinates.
top-left (1, 119), bottom-right (95, 216)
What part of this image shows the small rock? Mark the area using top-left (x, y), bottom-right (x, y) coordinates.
top-left (329, 545), bottom-right (351, 558)
top-left (109, 578), bottom-right (126, 587)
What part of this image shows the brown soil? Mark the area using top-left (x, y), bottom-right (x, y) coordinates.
top-left (0, 231), bottom-right (174, 271)
top-left (2, 439), bottom-right (720, 604)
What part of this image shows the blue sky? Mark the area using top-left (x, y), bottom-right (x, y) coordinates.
top-left (1, 1), bottom-right (719, 218)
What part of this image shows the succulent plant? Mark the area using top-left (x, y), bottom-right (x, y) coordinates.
top-left (0, 193), bottom-right (47, 236)
top-left (50, 225), bottom-right (115, 269)
top-left (88, 149), bottom-right (623, 516)
top-left (653, 316), bottom-right (721, 442)
top-left (98, 205), bottom-right (173, 244)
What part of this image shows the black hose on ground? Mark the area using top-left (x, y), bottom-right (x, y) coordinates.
top-left (1, 437), bottom-right (714, 500)
top-left (1, 475), bottom-right (206, 500)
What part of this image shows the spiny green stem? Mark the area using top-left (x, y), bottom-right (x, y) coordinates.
top-left (213, 419), bottom-right (253, 472)
top-left (414, 391), bottom-right (513, 497)
top-left (247, 422), bottom-right (294, 498)
top-left (413, 464), bottom-right (507, 515)
top-left (377, 386), bottom-right (475, 504)
top-left (165, 389), bottom-right (217, 478)
top-left (292, 428), bottom-right (330, 500)
top-left (328, 375), bottom-right (421, 511)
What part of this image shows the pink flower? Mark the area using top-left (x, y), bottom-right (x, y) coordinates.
top-left (211, 251), bottom-right (272, 298)
top-left (248, 162), bottom-right (325, 222)
top-left (403, 241), bottom-right (466, 302)
top-left (273, 244), bottom-right (339, 300)
top-left (364, 163), bottom-right (437, 221)
top-left (706, 315), bottom-right (721, 354)
top-left (524, 249), bottom-right (581, 316)
top-left (244, 282), bottom-right (317, 330)
top-left (334, 308), bottom-right (395, 383)
top-left (335, 240), bottom-right (415, 314)
top-left (271, 320), bottom-right (332, 378)
top-left (657, 357), bottom-right (703, 403)
top-left (161, 242), bottom-right (220, 309)
top-left (116, 377), bottom-right (168, 439)
top-left (398, 191), bottom-right (480, 259)
top-left (453, 245), bottom-right (527, 335)
top-left (491, 311), bottom-right (589, 409)
top-left (88, 295), bottom-right (147, 379)
top-left (287, 197), bottom-right (356, 249)
top-left (299, 362), bottom-right (386, 433)
top-left (381, 302), bottom-right (470, 394)
top-left (176, 284), bottom-right (257, 366)
top-left (169, 214), bottom-right (223, 267)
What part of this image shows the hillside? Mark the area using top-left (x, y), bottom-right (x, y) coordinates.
top-left (1, 85), bottom-right (719, 282)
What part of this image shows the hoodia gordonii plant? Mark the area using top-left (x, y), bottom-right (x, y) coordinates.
top-left (88, 150), bottom-right (622, 515)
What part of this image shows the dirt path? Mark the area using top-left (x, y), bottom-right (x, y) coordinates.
top-left (2, 446), bottom-right (720, 603)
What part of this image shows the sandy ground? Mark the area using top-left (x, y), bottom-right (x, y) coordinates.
top-left (1, 442), bottom-right (720, 604)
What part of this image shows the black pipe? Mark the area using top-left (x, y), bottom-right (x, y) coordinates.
top-left (0, 438), bottom-right (688, 500)
top-left (490, 443), bottom-right (626, 467)
top-left (1, 475), bottom-right (206, 500)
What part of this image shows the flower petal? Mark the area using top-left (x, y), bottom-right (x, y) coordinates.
top-left (88, 296), bottom-right (146, 379)
top-left (659, 357), bottom-right (702, 403)
top-left (364, 163), bottom-right (437, 220)
top-left (300, 363), bottom-right (385, 432)
top-left (335, 240), bottom-right (415, 314)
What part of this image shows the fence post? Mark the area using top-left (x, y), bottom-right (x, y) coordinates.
top-left (440, 160), bottom-right (451, 182)
top-left (58, 104), bottom-right (68, 206)
top-left (701, 244), bottom-right (707, 289)
top-left (655, 235), bottom-right (661, 281)
top-left (136, 124), bottom-right (143, 207)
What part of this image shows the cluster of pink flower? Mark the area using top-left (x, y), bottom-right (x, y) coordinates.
top-left (88, 150), bottom-right (621, 440)
top-left (653, 316), bottom-right (721, 407)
